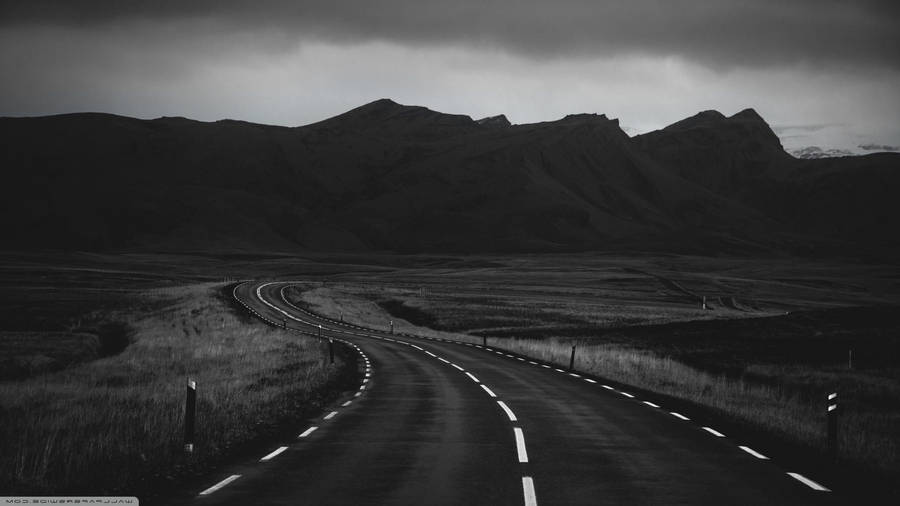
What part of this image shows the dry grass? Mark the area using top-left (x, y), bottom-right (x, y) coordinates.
top-left (0, 282), bottom-right (341, 495)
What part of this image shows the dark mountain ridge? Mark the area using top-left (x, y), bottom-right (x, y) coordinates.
top-left (2, 100), bottom-right (898, 257)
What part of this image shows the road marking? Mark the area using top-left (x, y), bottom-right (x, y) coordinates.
top-left (341, 401), bottom-right (352, 407)
top-left (359, 385), bottom-right (366, 390)
top-left (528, 361), bottom-right (538, 365)
top-left (411, 345), bottom-right (423, 350)
top-left (259, 446), bottom-right (288, 462)
top-left (739, 446), bottom-right (769, 459)
top-left (787, 472), bottom-right (830, 491)
top-left (569, 373), bottom-right (581, 378)
top-left (702, 427), bottom-right (726, 437)
top-left (517, 358), bottom-right (526, 362)
top-left (362, 378), bottom-right (369, 383)
top-left (451, 363), bottom-right (465, 371)
top-left (354, 392), bottom-right (362, 397)
top-left (199, 474), bottom-right (241, 496)
top-left (619, 391), bottom-right (634, 398)
top-left (298, 426), bottom-right (318, 438)
top-left (466, 372), bottom-right (480, 383)
top-left (497, 401), bottom-right (518, 421)
top-left (324, 411), bottom-right (339, 420)
top-left (438, 357), bottom-right (451, 364)
top-left (426, 351), bottom-right (437, 357)
top-left (541, 365), bottom-right (551, 369)
top-left (522, 477), bottom-right (538, 506)
top-left (601, 384), bottom-right (614, 390)
top-left (585, 378), bottom-right (597, 384)
top-left (514, 428), bottom-right (529, 463)
top-left (642, 401), bottom-right (660, 408)
top-left (670, 412), bottom-right (690, 420)
top-left (481, 384), bottom-right (498, 398)
top-left (554, 368), bottom-right (565, 373)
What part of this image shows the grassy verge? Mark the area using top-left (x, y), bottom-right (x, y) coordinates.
top-left (0, 282), bottom-right (346, 496)
top-left (284, 283), bottom-right (900, 486)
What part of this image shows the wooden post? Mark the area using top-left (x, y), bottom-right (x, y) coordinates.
top-left (184, 379), bottom-right (196, 454)
top-left (569, 345), bottom-right (576, 372)
top-left (827, 392), bottom-right (838, 460)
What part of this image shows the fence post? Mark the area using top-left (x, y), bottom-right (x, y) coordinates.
top-left (569, 345), bottom-right (576, 372)
top-left (827, 392), bottom-right (838, 460)
top-left (184, 379), bottom-right (197, 454)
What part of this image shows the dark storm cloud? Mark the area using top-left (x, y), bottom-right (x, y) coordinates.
top-left (2, 0), bottom-right (899, 70)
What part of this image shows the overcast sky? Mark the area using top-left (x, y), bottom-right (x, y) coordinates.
top-left (1, 0), bottom-right (898, 152)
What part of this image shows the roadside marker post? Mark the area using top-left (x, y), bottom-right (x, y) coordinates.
top-left (184, 379), bottom-right (197, 454)
top-left (390, 320), bottom-right (394, 334)
top-left (848, 349), bottom-right (853, 370)
top-left (329, 337), bottom-right (335, 365)
top-left (827, 392), bottom-right (838, 460)
top-left (569, 345), bottom-right (576, 372)
top-left (483, 335), bottom-right (487, 347)
top-left (282, 317), bottom-right (287, 329)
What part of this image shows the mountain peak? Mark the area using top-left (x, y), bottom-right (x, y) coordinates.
top-left (662, 110), bottom-right (726, 131)
top-left (476, 114), bottom-right (511, 128)
top-left (731, 108), bottom-right (765, 122)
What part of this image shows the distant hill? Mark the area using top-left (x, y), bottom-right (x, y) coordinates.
top-left (2, 99), bottom-right (898, 256)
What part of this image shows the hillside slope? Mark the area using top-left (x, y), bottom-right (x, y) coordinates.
top-left (2, 99), bottom-right (897, 255)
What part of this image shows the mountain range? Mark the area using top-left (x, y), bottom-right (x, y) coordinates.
top-left (2, 99), bottom-right (898, 257)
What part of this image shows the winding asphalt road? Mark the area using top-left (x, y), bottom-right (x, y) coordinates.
top-left (180, 280), bottom-right (845, 506)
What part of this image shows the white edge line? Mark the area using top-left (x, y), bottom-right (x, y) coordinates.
top-left (522, 476), bottom-right (538, 506)
top-left (198, 474), bottom-right (241, 496)
top-left (298, 426), bottom-right (318, 438)
top-left (259, 446), bottom-right (288, 462)
top-left (497, 400), bottom-right (518, 421)
top-left (514, 427), bottom-right (529, 463)
top-left (738, 446), bottom-right (769, 459)
top-left (480, 384), bottom-right (497, 397)
top-left (702, 426), bottom-right (726, 437)
top-left (786, 472), bottom-right (830, 492)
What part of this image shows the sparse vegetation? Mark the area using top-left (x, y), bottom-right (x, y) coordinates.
top-left (0, 282), bottom-right (346, 496)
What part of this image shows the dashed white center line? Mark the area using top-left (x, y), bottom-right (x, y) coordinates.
top-left (298, 426), bottom-right (318, 438)
top-left (585, 378), bottom-right (597, 384)
top-left (259, 446), bottom-right (288, 462)
top-left (554, 368), bottom-right (565, 373)
top-left (513, 427), bottom-right (529, 463)
top-left (451, 363), bottom-right (465, 371)
top-left (341, 400), bottom-right (352, 407)
top-left (324, 411), bottom-right (338, 420)
top-left (787, 472), bottom-right (830, 491)
top-left (438, 357), bottom-right (451, 364)
top-left (642, 401), bottom-right (660, 408)
top-left (466, 372), bottom-right (480, 383)
top-left (528, 361), bottom-right (538, 365)
top-left (702, 426), bottom-right (726, 437)
top-left (359, 385), bottom-right (366, 390)
top-left (670, 412), bottom-right (690, 420)
top-left (541, 365), bottom-right (551, 369)
top-left (497, 401), bottom-right (518, 421)
top-left (738, 446), bottom-right (769, 459)
top-left (199, 474), bottom-right (241, 496)
top-left (426, 351), bottom-right (437, 357)
top-left (480, 384), bottom-right (498, 398)
top-left (517, 357), bottom-right (526, 361)
top-left (619, 391), bottom-right (635, 398)
top-left (354, 392), bottom-right (362, 397)
top-left (522, 477), bottom-right (538, 506)
top-left (569, 373), bottom-right (581, 378)
top-left (601, 384), bottom-right (614, 390)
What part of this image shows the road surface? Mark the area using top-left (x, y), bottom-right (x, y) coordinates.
top-left (174, 280), bottom-right (844, 506)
